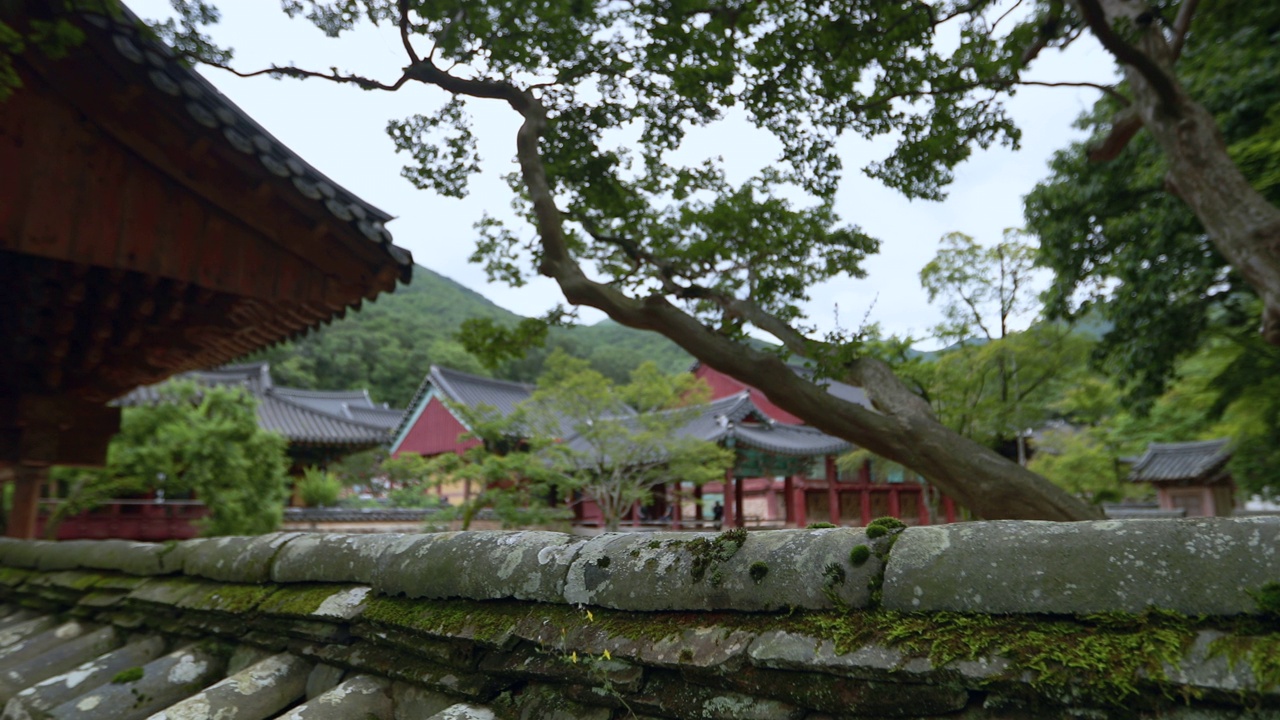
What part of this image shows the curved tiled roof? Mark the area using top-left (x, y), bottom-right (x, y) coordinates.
top-left (561, 391), bottom-right (852, 459)
top-left (79, 8), bottom-right (409, 272)
top-left (1128, 438), bottom-right (1233, 484)
top-left (119, 362), bottom-right (401, 447)
top-left (430, 365), bottom-right (537, 416)
top-left (390, 365), bottom-right (537, 446)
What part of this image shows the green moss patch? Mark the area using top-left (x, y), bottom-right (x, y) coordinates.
top-left (112, 666), bottom-right (144, 684)
top-left (794, 608), bottom-right (1202, 705)
top-left (0, 567), bottom-right (34, 587)
top-left (1209, 631), bottom-right (1280, 691)
top-left (182, 582), bottom-right (279, 615)
top-left (258, 584), bottom-right (361, 617)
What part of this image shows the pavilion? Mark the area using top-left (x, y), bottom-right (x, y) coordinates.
top-left (1128, 438), bottom-right (1236, 517)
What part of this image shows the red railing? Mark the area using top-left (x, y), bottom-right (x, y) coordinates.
top-left (36, 500), bottom-right (209, 541)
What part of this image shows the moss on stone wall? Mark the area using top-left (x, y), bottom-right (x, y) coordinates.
top-left (793, 608), bottom-right (1210, 705)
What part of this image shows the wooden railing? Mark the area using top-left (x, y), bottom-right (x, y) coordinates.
top-left (36, 500), bottom-right (208, 541)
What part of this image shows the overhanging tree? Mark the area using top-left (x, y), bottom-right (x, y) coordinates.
top-left (142, 0), bottom-right (1280, 520)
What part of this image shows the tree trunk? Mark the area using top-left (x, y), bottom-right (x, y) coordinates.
top-left (1086, 1), bottom-right (1280, 344)
top-left (511, 96), bottom-right (1099, 523)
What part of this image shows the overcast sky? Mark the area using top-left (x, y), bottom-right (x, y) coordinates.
top-left (131, 1), bottom-right (1116, 350)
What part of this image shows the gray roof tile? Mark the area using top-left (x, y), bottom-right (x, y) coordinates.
top-left (118, 363), bottom-right (401, 447)
top-left (561, 392), bottom-right (851, 459)
top-left (1128, 438), bottom-right (1232, 483)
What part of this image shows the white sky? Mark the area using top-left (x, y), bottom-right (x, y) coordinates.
top-left (131, 1), bottom-right (1116, 351)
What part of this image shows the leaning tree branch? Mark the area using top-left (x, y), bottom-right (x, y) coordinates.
top-left (1073, 0), bottom-right (1180, 111)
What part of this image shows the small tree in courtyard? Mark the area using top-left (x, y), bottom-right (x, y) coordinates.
top-left (525, 353), bottom-right (734, 532)
top-left (49, 383), bottom-right (290, 537)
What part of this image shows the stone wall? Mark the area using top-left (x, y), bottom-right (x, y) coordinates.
top-left (0, 519), bottom-right (1275, 719)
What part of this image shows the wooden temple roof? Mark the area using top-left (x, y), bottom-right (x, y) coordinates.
top-left (1, 4), bottom-right (414, 471)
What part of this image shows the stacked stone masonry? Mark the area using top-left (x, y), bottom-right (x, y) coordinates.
top-left (0, 519), bottom-right (1273, 719)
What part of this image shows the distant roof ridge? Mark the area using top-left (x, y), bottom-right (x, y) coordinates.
top-left (274, 386), bottom-right (374, 402)
top-left (1145, 438), bottom-right (1231, 451)
top-left (265, 389), bottom-right (393, 433)
top-left (431, 365), bottom-right (535, 393)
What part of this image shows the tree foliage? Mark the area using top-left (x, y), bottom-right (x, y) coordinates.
top-left (51, 383), bottom-right (290, 536)
top-left (920, 231), bottom-right (1041, 344)
top-left (296, 466), bottom-right (342, 507)
top-left (1027, 0), bottom-right (1280, 407)
top-left (417, 403), bottom-right (572, 530)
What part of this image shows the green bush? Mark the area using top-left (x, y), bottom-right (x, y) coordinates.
top-left (297, 467), bottom-right (342, 508)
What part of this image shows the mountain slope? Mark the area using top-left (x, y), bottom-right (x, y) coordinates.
top-left (252, 266), bottom-right (691, 406)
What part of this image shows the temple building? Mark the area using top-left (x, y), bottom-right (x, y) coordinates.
top-left (1, 5), bottom-right (412, 536)
top-left (1128, 438), bottom-right (1236, 517)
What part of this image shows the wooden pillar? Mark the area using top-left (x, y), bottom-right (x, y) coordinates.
top-left (783, 476), bottom-right (795, 526)
top-left (694, 484), bottom-right (704, 521)
top-left (671, 483), bottom-right (682, 529)
top-left (734, 475), bottom-right (745, 528)
top-left (794, 480), bottom-right (808, 527)
top-left (722, 469), bottom-right (735, 528)
top-left (825, 455), bottom-right (839, 526)
top-left (9, 466), bottom-right (46, 539)
top-left (942, 495), bottom-right (957, 523)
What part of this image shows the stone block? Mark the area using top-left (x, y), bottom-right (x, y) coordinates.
top-left (391, 682), bottom-right (462, 720)
top-left (147, 652), bottom-right (312, 720)
top-left (373, 531), bottom-right (584, 603)
top-left (0, 541), bottom-right (54, 570)
top-left (425, 704), bottom-right (496, 720)
top-left (3, 634), bottom-right (167, 717)
top-left (271, 533), bottom-right (409, 585)
top-left (882, 518), bottom-right (1280, 615)
top-left (282, 674), bottom-right (393, 720)
top-left (627, 670), bottom-right (806, 720)
top-left (0, 625), bottom-right (121, 703)
top-left (183, 532), bottom-right (304, 583)
top-left (45, 643), bottom-right (229, 720)
top-left (563, 528), bottom-right (877, 611)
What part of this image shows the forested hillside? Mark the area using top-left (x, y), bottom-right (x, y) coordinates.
top-left (251, 265), bottom-right (691, 406)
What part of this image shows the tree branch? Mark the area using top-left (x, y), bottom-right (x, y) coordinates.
top-left (397, 0), bottom-right (420, 64)
top-left (1088, 106), bottom-right (1144, 162)
top-left (1169, 0), bottom-right (1199, 60)
top-left (1073, 0), bottom-right (1180, 111)
top-left (200, 60), bottom-right (410, 92)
